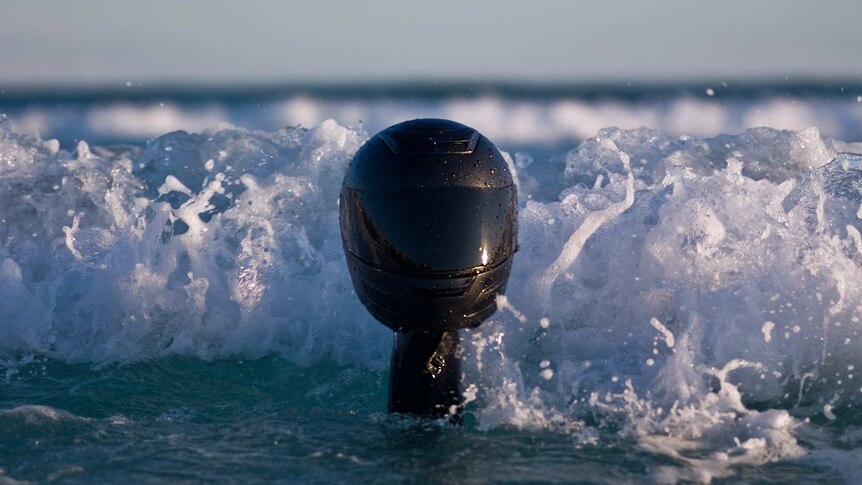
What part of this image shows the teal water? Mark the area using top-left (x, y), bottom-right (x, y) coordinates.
top-left (1, 357), bottom-right (841, 484)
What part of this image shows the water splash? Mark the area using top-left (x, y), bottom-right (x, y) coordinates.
top-left (4, 120), bottom-right (862, 481)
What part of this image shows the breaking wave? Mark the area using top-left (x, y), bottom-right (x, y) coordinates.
top-left (3, 117), bottom-right (862, 481)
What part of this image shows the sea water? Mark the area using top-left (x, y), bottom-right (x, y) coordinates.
top-left (3, 88), bottom-right (862, 483)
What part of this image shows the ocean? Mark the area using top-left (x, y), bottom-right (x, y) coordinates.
top-left (2, 82), bottom-right (862, 483)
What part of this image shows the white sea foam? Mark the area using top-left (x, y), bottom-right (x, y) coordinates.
top-left (463, 126), bottom-right (862, 479)
top-left (0, 118), bottom-right (389, 366)
top-left (3, 117), bottom-right (862, 481)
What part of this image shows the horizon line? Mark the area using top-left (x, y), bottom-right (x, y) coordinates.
top-left (3, 77), bottom-right (862, 104)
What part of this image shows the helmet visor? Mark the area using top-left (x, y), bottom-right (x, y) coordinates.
top-left (341, 186), bottom-right (516, 275)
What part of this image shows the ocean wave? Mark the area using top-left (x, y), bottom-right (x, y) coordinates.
top-left (4, 117), bottom-right (862, 479)
top-left (7, 94), bottom-right (862, 147)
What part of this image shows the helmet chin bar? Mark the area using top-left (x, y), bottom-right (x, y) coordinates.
top-left (339, 119), bottom-right (517, 420)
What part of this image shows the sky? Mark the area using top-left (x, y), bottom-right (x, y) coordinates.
top-left (2, 0), bottom-right (861, 87)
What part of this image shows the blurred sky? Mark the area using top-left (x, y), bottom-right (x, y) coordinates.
top-left (2, 0), bottom-right (861, 87)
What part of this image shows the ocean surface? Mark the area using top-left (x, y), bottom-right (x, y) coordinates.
top-left (3, 82), bottom-right (862, 483)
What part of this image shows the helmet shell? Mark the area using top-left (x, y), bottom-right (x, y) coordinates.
top-left (340, 119), bottom-right (517, 332)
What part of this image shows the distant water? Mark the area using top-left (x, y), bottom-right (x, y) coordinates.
top-left (5, 81), bottom-right (862, 150)
top-left (3, 84), bottom-right (862, 483)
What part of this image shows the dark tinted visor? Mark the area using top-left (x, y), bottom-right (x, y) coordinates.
top-left (341, 186), bottom-right (516, 274)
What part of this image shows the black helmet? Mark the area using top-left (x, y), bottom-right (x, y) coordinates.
top-left (339, 119), bottom-right (518, 332)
